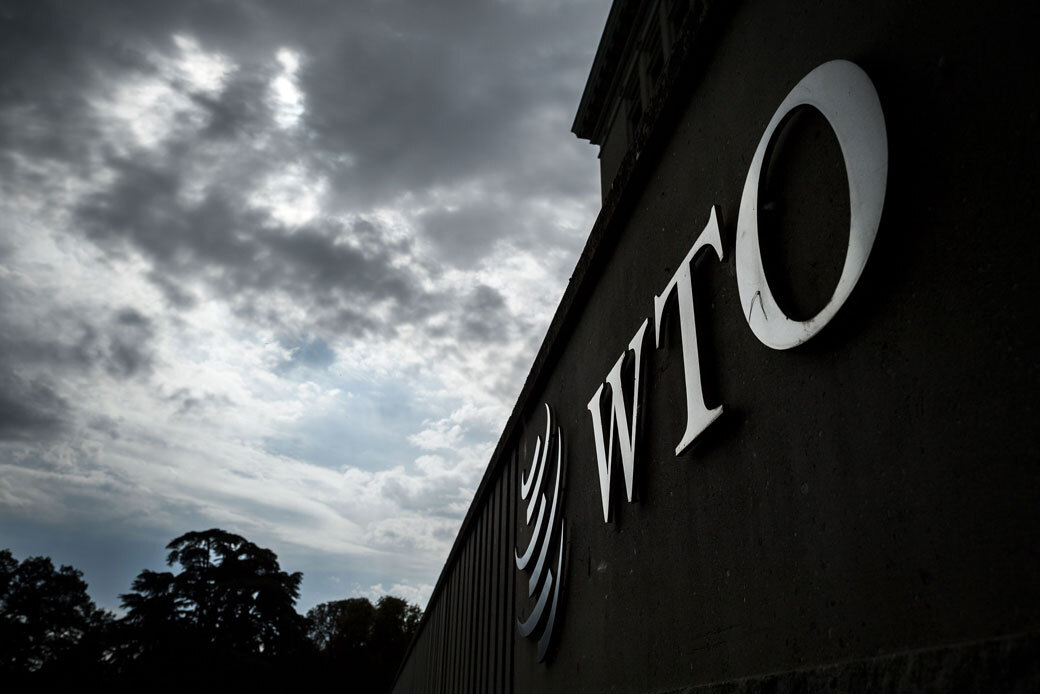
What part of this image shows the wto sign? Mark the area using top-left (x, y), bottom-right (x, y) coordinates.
top-left (516, 60), bottom-right (887, 661)
top-left (588, 60), bottom-right (886, 522)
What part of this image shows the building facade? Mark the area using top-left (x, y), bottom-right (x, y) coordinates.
top-left (393, 1), bottom-right (1040, 691)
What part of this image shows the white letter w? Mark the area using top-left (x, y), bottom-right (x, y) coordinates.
top-left (587, 319), bottom-right (648, 523)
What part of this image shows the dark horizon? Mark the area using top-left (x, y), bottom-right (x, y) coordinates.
top-left (1, 530), bottom-right (422, 691)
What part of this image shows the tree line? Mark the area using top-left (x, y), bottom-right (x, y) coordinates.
top-left (0, 529), bottom-right (421, 692)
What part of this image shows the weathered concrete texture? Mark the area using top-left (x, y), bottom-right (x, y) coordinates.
top-left (394, 0), bottom-right (1040, 691)
top-left (664, 631), bottom-right (1040, 694)
top-left (514, 0), bottom-right (1040, 688)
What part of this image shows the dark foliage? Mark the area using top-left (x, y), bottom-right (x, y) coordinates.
top-left (0, 549), bottom-right (114, 686)
top-left (114, 528), bottom-right (312, 691)
top-left (0, 532), bottom-right (422, 693)
top-left (306, 595), bottom-right (422, 691)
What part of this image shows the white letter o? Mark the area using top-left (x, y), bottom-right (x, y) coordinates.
top-left (735, 60), bottom-right (888, 350)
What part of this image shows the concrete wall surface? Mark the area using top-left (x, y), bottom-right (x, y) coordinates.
top-left (393, 1), bottom-right (1040, 691)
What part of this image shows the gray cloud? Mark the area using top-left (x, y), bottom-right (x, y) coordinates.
top-left (107, 308), bottom-right (156, 378)
top-left (72, 152), bottom-right (420, 338)
top-left (65, 310), bottom-right (156, 381)
top-left (70, 148), bottom-right (534, 352)
top-left (418, 204), bottom-right (507, 269)
top-left (2, 0), bottom-right (603, 356)
top-left (0, 0), bottom-right (608, 613)
top-left (88, 414), bottom-right (122, 440)
top-left (0, 371), bottom-right (70, 441)
top-left (456, 284), bottom-right (510, 344)
top-left (0, 271), bottom-right (157, 387)
top-left (194, 67), bottom-right (278, 142)
top-left (166, 388), bottom-right (234, 418)
top-left (2, 1), bottom-right (602, 234)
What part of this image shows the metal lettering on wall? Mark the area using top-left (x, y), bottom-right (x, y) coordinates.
top-left (507, 60), bottom-right (885, 666)
top-left (588, 60), bottom-right (887, 519)
top-left (736, 60), bottom-right (888, 349)
top-left (514, 404), bottom-right (566, 662)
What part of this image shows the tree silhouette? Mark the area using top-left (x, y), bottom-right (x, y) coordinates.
top-left (163, 529), bottom-right (306, 655)
top-left (117, 529), bottom-right (309, 689)
top-left (0, 549), bottom-right (112, 683)
top-left (306, 594), bottom-right (422, 692)
top-left (307, 596), bottom-right (376, 652)
top-left (113, 569), bottom-right (187, 673)
top-left (2, 535), bottom-right (423, 692)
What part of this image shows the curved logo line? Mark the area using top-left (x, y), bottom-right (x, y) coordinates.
top-left (514, 493), bottom-right (546, 570)
top-left (527, 438), bottom-right (561, 596)
top-left (515, 403), bottom-right (566, 663)
top-left (521, 405), bottom-right (552, 521)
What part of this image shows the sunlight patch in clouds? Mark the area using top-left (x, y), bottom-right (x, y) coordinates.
top-left (248, 162), bottom-right (327, 227)
top-left (171, 35), bottom-right (234, 96)
top-left (92, 34), bottom-right (234, 152)
top-left (270, 48), bottom-right (306, 129)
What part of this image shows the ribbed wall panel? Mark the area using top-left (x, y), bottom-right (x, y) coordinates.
top-left (393, 451), bottom-right (517, 694)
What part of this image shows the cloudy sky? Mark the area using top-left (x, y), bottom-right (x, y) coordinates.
top-left (0, 0), bottom-right (609, 613)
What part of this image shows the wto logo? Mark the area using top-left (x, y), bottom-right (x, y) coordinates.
top-left (514, 403), bottom-right (566, 662)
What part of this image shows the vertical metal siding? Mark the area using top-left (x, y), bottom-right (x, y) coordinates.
top-left (393, 449), bottom-right (518, 694)
top-left (490, 474), bottom-right (501, 694)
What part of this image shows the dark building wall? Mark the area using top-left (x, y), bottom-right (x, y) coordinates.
top-left (394, 1), bottom-right (1040, 692)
